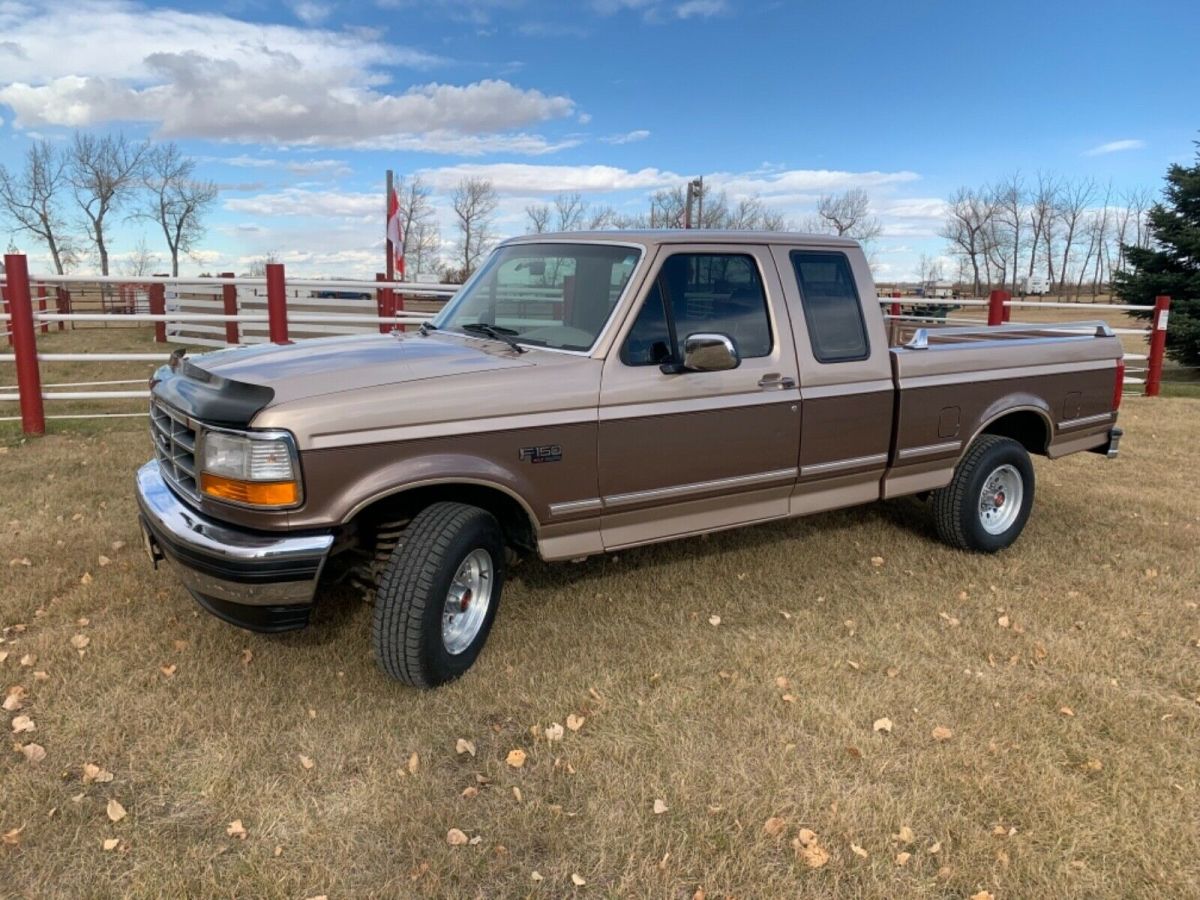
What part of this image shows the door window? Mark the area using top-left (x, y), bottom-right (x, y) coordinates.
top-left (621, 253), bottom-right (772, 366)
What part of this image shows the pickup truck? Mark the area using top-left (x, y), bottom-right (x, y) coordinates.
top-left (136, 231), bottom-right (1125, 688)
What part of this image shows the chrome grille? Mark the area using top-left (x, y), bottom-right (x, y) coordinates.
top-left (150, 400), bottom-right (200, 500)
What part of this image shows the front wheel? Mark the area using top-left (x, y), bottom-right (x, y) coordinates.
top-left (372, 502), bottom-right (505, 687)
top-left (932, 435), bottom-right (1035, 552)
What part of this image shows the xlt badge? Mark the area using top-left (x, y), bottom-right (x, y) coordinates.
top-left (519, 444), bottom-right (562, 464)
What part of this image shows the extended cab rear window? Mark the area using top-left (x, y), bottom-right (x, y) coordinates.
top-left (790, 251), bottom-right (870, 363)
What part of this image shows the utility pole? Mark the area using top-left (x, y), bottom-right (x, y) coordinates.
top-left (684, 177), bottom-right (703, 229)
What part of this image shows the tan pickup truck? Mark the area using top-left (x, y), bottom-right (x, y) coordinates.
top-left (137, 231), bottom-right (1125, 687)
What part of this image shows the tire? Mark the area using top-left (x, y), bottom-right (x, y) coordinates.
top-left (372, 502), bottom-right (505, 687)
top-left (932, 435), bottom-right (1035, 553)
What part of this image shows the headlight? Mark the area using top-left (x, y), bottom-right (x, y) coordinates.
top-left (198, 430), bottom-right (301, 508)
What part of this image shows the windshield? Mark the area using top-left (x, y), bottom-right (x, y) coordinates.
top-left (435, 243), bottom-right (641, 352)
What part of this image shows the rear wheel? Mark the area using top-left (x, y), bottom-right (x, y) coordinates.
top-left (932, 435), bottom-right (1034, 553)
top-left (371, 502), bottom-right (505, 687)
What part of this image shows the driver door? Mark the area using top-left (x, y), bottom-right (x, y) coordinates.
top-left (597, 244), bottom-right (801, 550)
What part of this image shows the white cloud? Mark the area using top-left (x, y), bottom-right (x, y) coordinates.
top-left (601, 129), bottom-right (651, 144)
top-left (1084, 139), bottom-right (1146, 156)
top-left (708, 167), bottom-right (920, 203)
top-left (675, 0), bottom-right (727, 18)
top-left (225, 188), bottom-right (378, 220)
top-left (0, 1), bottom-right (575, 151)
top-left (418, 163), bottom-right (680, 194)
top-left (290, 1), bottom-right (332, 25)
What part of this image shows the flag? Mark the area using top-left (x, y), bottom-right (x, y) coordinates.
top-left (387, 187), bottom-right (405, 278)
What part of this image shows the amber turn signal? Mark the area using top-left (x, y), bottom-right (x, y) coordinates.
top-left (200, 474), bottom-right (298, 507)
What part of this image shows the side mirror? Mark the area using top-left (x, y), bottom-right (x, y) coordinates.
top-left (681, 332), bottom-right (739, 372)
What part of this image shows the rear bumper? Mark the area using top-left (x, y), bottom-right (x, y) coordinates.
top-left (135, 462), bottom-right (334, 632)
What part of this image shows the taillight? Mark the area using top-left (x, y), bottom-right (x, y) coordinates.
top-left (1112, 359), bottom-right (1125, 411)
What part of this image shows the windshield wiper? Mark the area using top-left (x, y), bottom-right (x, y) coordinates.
top-left (460, 322), bottom-right (526, 354)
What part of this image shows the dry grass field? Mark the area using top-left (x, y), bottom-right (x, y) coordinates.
top-left (1, 321), bottom-right (1199, 899)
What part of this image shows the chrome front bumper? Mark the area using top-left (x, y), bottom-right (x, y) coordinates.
top-left (135, 462), bottom-right (334, 632)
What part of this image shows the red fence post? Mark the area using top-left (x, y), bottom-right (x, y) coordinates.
top-left (1000, 289), bottom-right (1012, 323)
top-left (220, 272), bottom-right (239, 345)
top-left (375, 272), bottom-right (389, 335)
top-left (5, 255), bottom-right (45, 436)
top-left (55, 287), bottom-right (66, 331)
top-left (266, 263), bottom-right (289, 344)
top-left (148, 282), bottom-right (166, 343)
top-left (1145, 295), bottom-right (1171, 397)
top-left (36, 283), bottom-right (48, 334)
top-left (987, 289), bottom-right (1005, 326)
top-left (889, 290), bottom-right (901, 319)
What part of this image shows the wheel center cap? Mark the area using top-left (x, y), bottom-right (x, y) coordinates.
top-left (460, 588), bottom-right (472, 612)
top-left (993, 491), bottom-right (1006, 508)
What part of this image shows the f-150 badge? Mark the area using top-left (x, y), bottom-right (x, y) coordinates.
top-left (519, 444), bottom-right (562, 464)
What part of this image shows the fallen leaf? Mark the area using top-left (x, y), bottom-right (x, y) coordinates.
top-left (70, 634), bottom-right (90, 651)
top-left (11, 715), bottom-right (34, 734)
top-left (851, 842), bottom-right (869, 858)
top-left (80, 572), bottom-right (93, 585)
top-left (32, 671), bottom-right (48, 681)
top-left (2, 685), bottom-right (25, 712)
top-left (873, 717), bottom-right (893, 734)
top-left (461, 786), bottom-right (479, 799)
top-left (763, 816), bottom-right (787, 838)
top-left (406, 752), bottom-right (419, 775)
top-left (566, 714), bottom-right (585, 732)
top-left (653, 799), bottom-right (668, 815)
top-left (895, 851), bottom-right (912, 867)
top-left (226, 819), bottom-right (247, 839)
top-left (795, 828), bottom-right (818, 847)
top-left (931, 726), bottom-right (954, 742)
top-left (98, 555), bottom-right (111, 567)
top-left (159, 664), bottom-right (177, 678)
top-left (512, 786), bottom-right (522, 803)
top-left (241, 648), bottom-right (253, 665)
top-left (446, 828), bottom-right (469, 846)
top-left (530, 871), bottom-right (543, 882)
top-left (544, 722), bottom-right (564, 742)
top-left (111, 541), bottom-right (126, 552)
top-left (172, 640), bottom-right (188, 652)
top-left (107, 799), bottom-right (126, 823)
top-left (928, 841), bottom-right (942, 854)
top-left (102, 838), bottom-right (119, 851)
top-left (895, 825), bottom-right (915, 844)
top-left (998, 615), bottom-right (1010, 629)
top-left (571, 873), bottom-right (586, 886)
top-left (708, 615), bottom-right (721, 626)
top-left (1082, 758), bottom-right (1103, 772)
top-left (870, 556), bottom-right (885, 566)
top-left (970, 893), bottom-right (995, 900)
top-left (1060, 706), bottom-right (1075, 717)
top-left (298, 754), bottom-right (314, 770)
top-left (774, 676), bottom-right (790, 689)
top-left (455, 738), bottom-right (476, 756)
top-left (794, 839), bottom-right (830, 868)
top-left (781, 693), bottom-right (796, 703)
top-left (19, 654), bottom-right (35, 667)
top-left (505, 749), bottom-right (527, 768)
top-left (82, 763), bottom-right (114, 784)
top-left (2, 826), bottom-right (23, 846)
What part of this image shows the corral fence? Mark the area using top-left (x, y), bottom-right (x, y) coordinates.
top-left (0, 252), bottom-right (1183, 437)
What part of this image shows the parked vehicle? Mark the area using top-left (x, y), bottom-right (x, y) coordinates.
top-left (1022, 275), bottom-right (1051, 295)
top-left (137, 232), bottom-right (1125, 687)
top-left (926, 281), bottom-right (955, 299)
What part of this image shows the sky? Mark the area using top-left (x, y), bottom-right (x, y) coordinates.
top-left (0, 0), bottom-right (1196, 280)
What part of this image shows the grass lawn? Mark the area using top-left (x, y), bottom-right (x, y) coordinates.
top-left (1, 326), bottom-right (1199, 898)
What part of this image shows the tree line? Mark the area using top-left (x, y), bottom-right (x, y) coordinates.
top-left (940, 173), bottom-right (1154, 297)
top-left (0, 133), bottom-right (217, 277)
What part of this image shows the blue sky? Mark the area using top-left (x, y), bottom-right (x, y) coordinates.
top-left (0, 0), bottom-right (1195, 279)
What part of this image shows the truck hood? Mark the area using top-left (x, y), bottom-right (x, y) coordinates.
top-left (192, 332), bottom-right (536, 406)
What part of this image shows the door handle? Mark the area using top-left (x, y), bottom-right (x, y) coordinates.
top-left (758, 374), bottom-right (796, 390)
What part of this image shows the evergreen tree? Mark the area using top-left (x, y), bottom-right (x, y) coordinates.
top-left (1113, 143), bottom-right (1200, 364)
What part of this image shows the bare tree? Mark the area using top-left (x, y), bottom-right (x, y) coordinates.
top-left (552, 192), bottom-right (587, 231)
top-left (0, 140), bottom-right (77, 273)
top-left (525, 202), bottom-right (551, 233)
top-left (994, 174), bottom-right (1025, 294)
top-left (395, 175), bottom-right (435, 278)
top-left (450, 177), bottom-right (497, 281)
top-left (813, 188), bottom-right (882, 243)
top-left (121, 235), bottom-right (160, 276)
top-left (246, 251), bottom-right (280, 278)
top-left (941, 187), bottom-right (996, 295)
top-left (1053, 177), bottom-right (1094, 292)
top-left (408, 219), bottom-right (441, 279)
top-left (1026, 173), bottom-right (1058, 286)
top-left (141, 142), bottom-right (217, 277)
top-left (70, 132), bottom-right (149, 275)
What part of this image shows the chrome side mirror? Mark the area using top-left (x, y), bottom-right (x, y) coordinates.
top-left (681, 332), bottom-right (739, 372)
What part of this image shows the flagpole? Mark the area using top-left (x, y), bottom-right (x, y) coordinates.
top-left (385, 169), bottom-right (394, 282)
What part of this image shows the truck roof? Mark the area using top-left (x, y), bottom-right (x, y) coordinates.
top-left (500, 230), bottom-right (861, 249)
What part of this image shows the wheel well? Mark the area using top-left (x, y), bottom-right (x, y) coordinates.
top-left (350, 483), bottom-right (537, 555)
top-left (979, 410), bottom-right (1050, 456)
